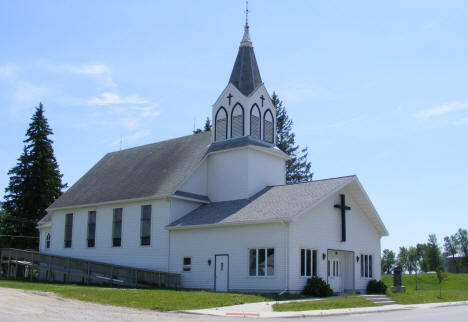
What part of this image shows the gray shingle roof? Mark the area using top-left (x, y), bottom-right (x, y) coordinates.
top-left (229, 27), bottom-right (263, 96)
top-left (49, 132), bottom-right (211, 210)
top-left (167, 176), bottom-right (356, 229)
top-left (207, 136), bottom-right (274, 154)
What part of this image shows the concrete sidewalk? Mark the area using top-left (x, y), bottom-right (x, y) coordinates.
top-left (179, 300), bottom-right (468, 318)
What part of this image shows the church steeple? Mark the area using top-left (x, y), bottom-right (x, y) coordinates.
top-left (212, 5), bottom-right (276, 146)
top-left (228, 22), bottom-right (262, 96)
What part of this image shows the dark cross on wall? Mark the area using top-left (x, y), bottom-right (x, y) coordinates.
top-left (227, 93), bottom-right (233, 105)
top-left (260, 95), bottom-right (265, 106)
top-left (334, 194), bottom-right (351, 242)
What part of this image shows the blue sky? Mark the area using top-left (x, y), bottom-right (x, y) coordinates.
top-left (1, 1), bottom-right (467, 253)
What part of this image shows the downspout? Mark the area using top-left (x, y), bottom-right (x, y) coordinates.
top-left (167, 199), bottom-right (172, 273)
top-left (280, 220), bottom-right (289, 294)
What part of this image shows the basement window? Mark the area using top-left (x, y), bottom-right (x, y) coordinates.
top-left (183, 257), bottom-right (191, 272)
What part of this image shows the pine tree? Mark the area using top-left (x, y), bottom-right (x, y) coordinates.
top-left (272, 92), bottom-right (313, 183)
top-left (203, 117), bottom-right (212, 132)
top-left (193, 117), bottom-right (212, 134)
top-left (0, 103), bottom-right (66, 249)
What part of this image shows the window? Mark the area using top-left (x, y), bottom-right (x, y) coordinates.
top-left (140, 205), bottom-right (151, 246)
top-left (249, 248), bottom-right (274, 276)
top-left (250, 104), bottom-right (261, 139)
top-left (46, 233), bottom-right (51, 249)
top-left (360, 254), bottom-right (373, 278)
top-left (263, 109), bottom-right (274, 144)
top-left (183, 257), bottom-right (191, 271)
top-left (300, 249), bottom-right (317, 277)
top-left (87, 211), bottom-right (96, 248)
top-left (231, 103), bottom-right (244, 138)
top-left (215, 107), bottom-right (227, 141)
top-left (112, 208), bottom-right (123, 247)
top-left (64, 213), bottom-right (73, 248)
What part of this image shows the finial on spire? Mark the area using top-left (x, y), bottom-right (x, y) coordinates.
top-left (245, 0), bottom-right (249, 26)
top-left (241, 0), bottom-right (252, 47)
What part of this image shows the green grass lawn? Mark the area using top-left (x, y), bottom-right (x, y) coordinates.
top-left (382, 273), bottom-right (468, 304)
top-left (0, 279), bottom-right (302, 311)
top-left (273, 296), bottom-right (378, 312)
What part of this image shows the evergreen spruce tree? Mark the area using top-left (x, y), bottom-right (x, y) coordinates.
top-left (0, 103), bottom-right (66, 249)
top-left (203, 117), bottom-right (212, 132)
top-left (272, 92), bottom-right (313, 183)
top-left (193, 117), bottom-right (212, 134)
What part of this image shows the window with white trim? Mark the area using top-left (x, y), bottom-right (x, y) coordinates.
top-left (300, 249), bottom-right (317, 277)
top-left (140, 205), bottom-right (151, 246)
top-left (46, 233), bottom-right (51, 249)
top-left (249, 248), bottom-right (274, 276)
top-left (360, 254), bottom-right (373, 278)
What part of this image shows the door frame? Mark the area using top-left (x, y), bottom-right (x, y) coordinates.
top-left (214, 254), bottom-right (229, 292)
top-left (326, 248), bottom-right (355, 291)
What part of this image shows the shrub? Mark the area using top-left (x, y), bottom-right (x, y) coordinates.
top-left (366, 279), bottom-right (387, 294)
top-left (302, 276), bottom-right (334, 297)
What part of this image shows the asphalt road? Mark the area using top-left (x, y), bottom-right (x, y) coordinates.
top-left (0, 288), bottom-right (467, 322)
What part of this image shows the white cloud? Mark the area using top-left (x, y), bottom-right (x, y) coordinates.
top-left (66, 64), bottom-right (111, 76)
top-left (88, 92), bottom-right (149, 106)
top-left (0, 64), bottom-right (21, 78)
top-left (454, 118), bottom-right (468, 126)
top-left (109, 130), bottom-right (150, 147)
top-left (417, 101), bottom-right (468, 119)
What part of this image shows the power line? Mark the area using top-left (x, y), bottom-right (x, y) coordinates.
top-left (0, 234), bottom-right (39, 239)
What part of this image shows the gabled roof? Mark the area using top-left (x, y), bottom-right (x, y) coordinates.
top-left (167, 175), bottom-right (388, 236)
top-left (48, 132), bottom-right (211, 210)
top-left (229, 25), bottom-right (263, 96)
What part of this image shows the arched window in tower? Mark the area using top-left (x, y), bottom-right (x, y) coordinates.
top-left (46, 233), bottom-right (51, 249)
top-left (231, 103), bottom-right (244, 138)
top-left (250, 104), bottom-right (261, 140)
top-left (215, 107), bottom-right (228, 141)
top-left (263, 109), bottom-right (274, 144)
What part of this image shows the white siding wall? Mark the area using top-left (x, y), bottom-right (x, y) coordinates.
top-left (178, 159), bottom-right (208, 196)
top-left (46, 199), bottom-right (171, 271)
top-left (169, 223), bottom-right (288, 292)
top-left (169, 199), bottom-right (202, 223)
top-left (207, 149), bottom-right (249, 201)
top-left (38, 227), bottom-right (51, 252)
top-left (207, 148), bottom-right (285, 202)
top-left (288, 188), bottom-right (382, 292)
top-left (247, 149), bottom-right (285, 196)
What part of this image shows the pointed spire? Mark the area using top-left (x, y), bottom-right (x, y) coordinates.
top-left (228, 1), bottom-right (263, 96)
top-left (240, 24), bottom-right (252, 47)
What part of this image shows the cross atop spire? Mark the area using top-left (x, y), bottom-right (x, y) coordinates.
top-left (245, 0), bottom-right (249, 27)
top-left (241, 1), bottom-right (252, 47)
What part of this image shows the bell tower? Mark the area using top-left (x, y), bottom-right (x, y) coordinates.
top-left (212, 19), bottom-right (276, 145)
top-left (202, 12), bottom-right (288, 202)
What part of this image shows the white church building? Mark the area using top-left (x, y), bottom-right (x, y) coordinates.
top-left (37, 22), bottom-right (388, 294)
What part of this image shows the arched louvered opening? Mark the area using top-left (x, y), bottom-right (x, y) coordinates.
top-left (231, 103), bottom-right (244, 138)
top-left (263, 109), bottom-right (274, 144)
top-left (46, 233), bottom-right (51, 249)
top-left (250, 104), bottom-right (261, 140)
top-left (215, 107), bottom-right (228, 142)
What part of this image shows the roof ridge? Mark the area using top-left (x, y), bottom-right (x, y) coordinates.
top-left (108, 131), bottom-right (211, 154)
top-left (267, 175), bottom-right (356, 188)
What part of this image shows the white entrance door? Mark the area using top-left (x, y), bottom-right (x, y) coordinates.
top-left (328, 258), bottom-right (343, 293)
top-left (215, 255), bottom-right (229, 292)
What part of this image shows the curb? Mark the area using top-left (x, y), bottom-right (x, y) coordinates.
top-left (177, 301), bottom-right (468, 319)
